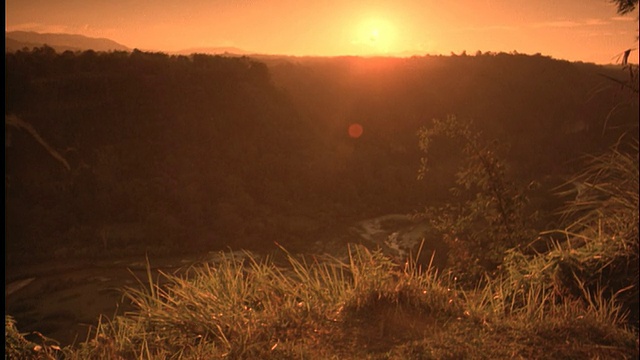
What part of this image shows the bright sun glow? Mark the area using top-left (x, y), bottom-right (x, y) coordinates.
top-left (353, 17), bottom-right (397, 54)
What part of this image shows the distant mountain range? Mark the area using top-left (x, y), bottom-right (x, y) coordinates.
top-left (5, 31), bottom-right (253, 56)
top-left (173, 46), bottom-right (251, 56)
top-left (5, 31), bottom-right (131, 53)
top-left (4, 31), bottom-right (440, 59)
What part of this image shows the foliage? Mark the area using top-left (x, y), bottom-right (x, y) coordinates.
top-left (6, 48), bottom-right (636, 263)
top-left (546, 135), bottom-right (639, 326)
top-left (5, 315), bottom-right (65, 359)
top-left (611, 0), bottom-right (638, 15)
top-left (6, 247), bottom-right (638, 359)
top-left (48, 245), bottom-right (449, 358)
top-left (415, 115), bottom-right (539, 284)
top-left (5, 47), bottom-right (312, 260)
top-left (5, 3), bottom-right (639, 355)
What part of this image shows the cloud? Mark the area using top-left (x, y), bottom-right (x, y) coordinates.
top-left (532, 20), bottom-right (581, 28)
top-left (585, 18), bottom-right (609, 26)
top-left (450, 18), bottom-right (608, 34)
top-left (585, 31), bottom-right (614, 37)
top-left (450, 24), bottom-right (517, 33)
top-left (8, 22), bottom-right (75, 34)
top-left (611, 16), bottom-right (637, 21)
top-left (472, 25), bottom-right (517, 31)
top-left (531, 18), bottom-right (610, 29)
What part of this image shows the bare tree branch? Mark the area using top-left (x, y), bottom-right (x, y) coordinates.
top-left (5, 114), bottom-right (71, 171)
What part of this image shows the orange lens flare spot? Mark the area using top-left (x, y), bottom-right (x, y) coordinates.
top-left (348, 123), bottom-right (364, 138)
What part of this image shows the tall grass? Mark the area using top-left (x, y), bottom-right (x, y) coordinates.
top-left (7, 241), bottom-right (637, 359)
top-left (544, 135), bottom-right (639, 326)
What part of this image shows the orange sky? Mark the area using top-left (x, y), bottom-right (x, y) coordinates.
top-left (5, 0), bottom-right (639, 64)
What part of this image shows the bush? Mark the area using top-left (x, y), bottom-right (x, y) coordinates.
top-left (415, 115), bottom-right (539, 284)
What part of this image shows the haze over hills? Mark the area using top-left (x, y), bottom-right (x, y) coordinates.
top-left (4, 31), bottom-right (260, 56)
top-left (4, 30), bottom-right (415, 57)
top-left (173, 46), bottom-right (252, 56)
top-left (5, 31), bottom-right (130, 53)
top-left (1, 30), bottom-right (543, 60)
top-left (0, 31), bottom-right (474, 59)
top-left (7, 30), bottom-right (624, 62)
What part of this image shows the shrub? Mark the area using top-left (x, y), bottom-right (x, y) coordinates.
top-left (415, 115), bottom-right (539, 284)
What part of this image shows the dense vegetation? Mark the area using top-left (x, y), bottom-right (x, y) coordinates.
top-left (6, 47), bottom-right (317, 261)
top-left (5, 48), bottom-right (635, 263)
top-left (5, 46), bottom-right (638, 358)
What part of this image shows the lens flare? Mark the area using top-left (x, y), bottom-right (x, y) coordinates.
top-left (348, 123), bottom-right (364, 138)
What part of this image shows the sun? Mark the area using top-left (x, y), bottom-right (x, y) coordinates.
top-left (370, 29), bottom-right (380, 43)
top-left (353, 17), bottom-right (396, 54)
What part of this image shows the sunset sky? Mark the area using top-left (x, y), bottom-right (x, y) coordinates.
top-left (6, 0), bottom-right (639, 64)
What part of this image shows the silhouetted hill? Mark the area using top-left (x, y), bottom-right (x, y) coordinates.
top-left (5, 31), bottom-right (130, 52)
top-left (6, 36), bottom-right (81, 53)
top-left (5, 48), bottom-right (638, 264)
top-left (174, 46), bottom-right (251, 56)
top-left (265, 53), bottom-right (637, 177)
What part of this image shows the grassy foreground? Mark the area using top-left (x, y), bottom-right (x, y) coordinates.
top-left (6, 242), bottom-right (638, 359)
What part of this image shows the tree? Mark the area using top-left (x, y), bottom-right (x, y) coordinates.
top-left (415, 116), bottom-right (538, 284)
top-left (611, 0), bottom-right (638, 15)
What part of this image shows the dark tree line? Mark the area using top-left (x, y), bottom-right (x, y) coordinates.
top-left (6, 48), bottom-right (314, 261)
top-left (5, 47), bottom-right (637, 264)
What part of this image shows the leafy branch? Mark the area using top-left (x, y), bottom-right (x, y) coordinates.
top-left (416, 115), bottom-right (537, 283)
